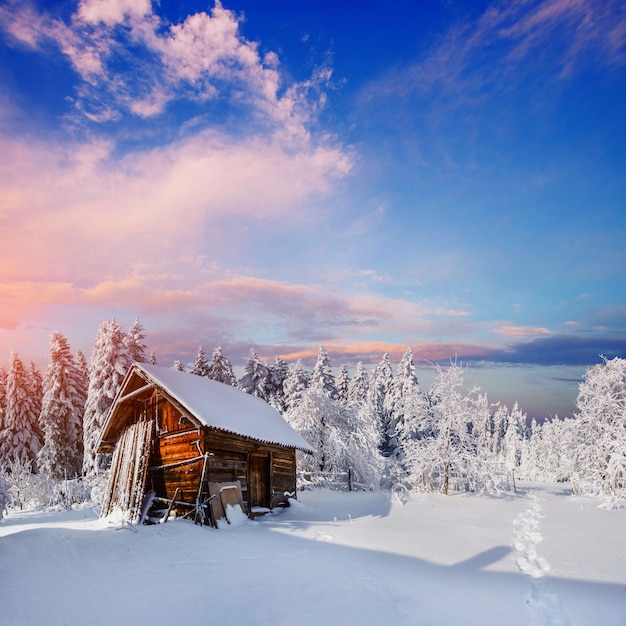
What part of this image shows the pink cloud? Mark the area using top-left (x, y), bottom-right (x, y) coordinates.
top-left (491, 324), bottom-right (553, 338)
top-left (0, 131), bottom-right (351, 285)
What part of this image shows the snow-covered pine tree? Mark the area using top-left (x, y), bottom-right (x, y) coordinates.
top-left (0, 366), bottom-right (6, 430)
top-left (172, 360), bottom-right (185, 371)
top-left (283, 359), bottom-right (311, 411)
top-left (207, 345), bottom-right (237, 386)
top-left (311, 346), bottom-right (337, 399)
top-left (266, 356), bottom-right (288, 412)
top-left (0, 352), bottom-right (43, 472)
top-left (519, 418), bottom-right (542, 480)
top-left (190, 345), bottom-right (211, 377)
top-left (501, 403), bottom-right (525, 483)
top-left (341, 396), bottom-right (384, 489)
top-left (82, 319), bottom-right (132, 476)
top-left (28, 361), bottom-right (43, 425)
top-left (347, 361), bottom-right (369, 404)
top-left (239, 348), bottom-right (269, 399)
top-left (37, 333), bottom-right (86, 478)
top-left (149, 351), bottom-right (157, 365)
top-left (336, 364), bottom-right (350, 405)
top-left (367, 353), bottom-right (394, 453)
top-left (382, 347), bottom-right (419, 459)
top-left (125, 316), bottom-right (147, 364)
top-left (0, 472), bottom-right (9, 522)
top-left (285, 385), bottom-right (345, 476)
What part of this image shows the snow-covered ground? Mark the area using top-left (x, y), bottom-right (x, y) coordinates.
top-left (1, 482), bottom-right (624, 626)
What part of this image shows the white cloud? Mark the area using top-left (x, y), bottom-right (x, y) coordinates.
top-left (0, 0), bottom-right (330, 137)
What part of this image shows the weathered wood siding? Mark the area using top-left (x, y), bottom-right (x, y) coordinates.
top-left (203, 429), bottom-right (297, 511)
top-left (271, 448), bottom-right (297, 507)
top-left (148, 429), bottom-right (204, 503)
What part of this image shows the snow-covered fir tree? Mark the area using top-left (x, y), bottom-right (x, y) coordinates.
top-left (27, 361), bottom-right (43, 425)
top-left (336, 364), bottom-right (350, 405)
top-left (382, 348), bottom-right (421, 459)
top-left (285, 385), bottom-right (346, 476)
top-left (82, 320), bottom-right (132, 476)
top-left (37, 332), bottom-right (86, 479)
top-left (239, 348), bottom-right (269, 399)
top-left (342, 397), bottom-right (384, 488)
top-left (367, 353), bottom-right (394, 452)
top-left (172, 360), bottom-right (185, 371)
top-left (0, 471), bottom-right (9, 521)
top-left (500, 403), bottom-right (526, 485)
top-left (124, 316), bottom-right (147, 364)
top-left (0, 352), bottom-right (43, 472)
top-left (266, 356), bottom-right (288, 412)
top-left (0, 366), bottom-right (6, 436)
top-left (283, 359), bottom-right (311, 411)
top-left (311, 346), bottom-right (337, 399)
top-left (190, 345), bottom-right (210, 377)
top-left (347, 361), bottom-right (369, 404)
top-left (207, 345), bottom-right (237, 386)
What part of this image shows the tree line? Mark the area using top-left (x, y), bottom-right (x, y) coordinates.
top-left (1, 318), bottom-right (625, 520)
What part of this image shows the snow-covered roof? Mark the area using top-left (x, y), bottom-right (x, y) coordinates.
top-left (124, 363), bottom-right (313, 452)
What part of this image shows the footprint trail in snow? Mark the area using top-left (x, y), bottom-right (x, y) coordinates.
top-left (512, 493), bottom-right (571, 626)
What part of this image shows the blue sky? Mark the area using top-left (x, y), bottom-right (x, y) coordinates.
top-left (0, 0), bottom-right (625, 419)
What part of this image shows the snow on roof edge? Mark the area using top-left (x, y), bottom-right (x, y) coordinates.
top-left (135, 363), bottom-right (314, 452)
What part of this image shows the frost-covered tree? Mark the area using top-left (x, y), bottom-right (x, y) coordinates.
top-left (239, 348), bottom-right (269, 399)
top-left (149, 351), bottom-right (157, 365)
top-left (82, 320), bottom-right (132, 476)
top-left (519, 418), bottom-right (542, 481)
top-left (382, 348), bottom-right (421, 459)
top-left (342, 399), bottom-right (384, 488)
top-left (500, 403), bottom-right (526, 486)
top-left (0, 472), bottom-right (9, 522)
top-left (348, 361), bottom-right (369, 404)
top-left (28, 361), bottom-right (43, 424)
top-left (266, 356), bottom-right (288, 412)
top-left (0, 352), bottom-right (43, 472)
top-left (311, 346), bottom-right (337, 399)
top-left (124, 316), bottom-right (147, 364)
top-left (367, 353), bottom-right (394, 451)
top-left (405, 362), bottom-right (498, 494)
top-left (37, 332), bottom-right (85, 479)
top-left (570, 356), bottom-right (626, 504)
top-left (172, 359), bottom-right (185, 371)
top-left (283, 359), bottom-right (311, 411)
top-left (285, 385), bottom-right (345, 475)
top-left (336, 364), bottom-right (350, 405)
top-left (207, 345), bottom-right (237, 386)
top-left (190, 345), bottom-right (210, 377)
top-left (0, 366), bottom-right (6, 439)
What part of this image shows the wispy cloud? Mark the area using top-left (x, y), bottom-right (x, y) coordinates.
top-left (365, 0), bottom-right (626, 104)
top-left (0, 130), bottom-right (351, 285)
top-left (491, 324), bottom-right (553, 338)
top-left (0, 0), bottom-right (332, 136)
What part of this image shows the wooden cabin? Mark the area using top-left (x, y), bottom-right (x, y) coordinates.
top-left (97, 363), bottom-right (312, 525)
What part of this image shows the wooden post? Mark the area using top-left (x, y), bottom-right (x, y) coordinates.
top-left (162, 487), bottom-right (180, 523)
top-left (195, 453), bottom-right (209, 525)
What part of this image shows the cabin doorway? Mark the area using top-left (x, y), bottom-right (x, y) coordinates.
top-left (249, 454), bottom-right (271, 509)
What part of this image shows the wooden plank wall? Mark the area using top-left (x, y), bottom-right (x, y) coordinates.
top-left (148, 428), bottom-right (204, 503)
top-left (271, 448), bottom-right (297, 507)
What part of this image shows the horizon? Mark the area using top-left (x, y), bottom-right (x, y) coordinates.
top-left (1, 0), bottom-right (624, 422)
